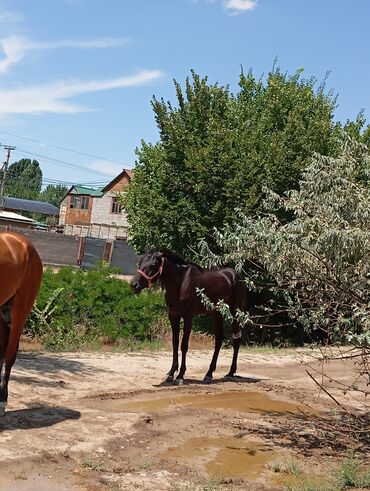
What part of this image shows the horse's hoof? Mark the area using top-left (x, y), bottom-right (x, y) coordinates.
top-left (173, 378), bottom-right (184, 386)
top-left (203, 375), bottom-right (213, 384)
top-left (224, 374), bottom-right (235, 381)
top-left (166, 375), bottom-right (174, 383)
top-left (0, 402), bottom-right (6, 417)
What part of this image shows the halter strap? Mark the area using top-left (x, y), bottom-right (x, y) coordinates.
top-left (137, 257), bottom-right (164, 288)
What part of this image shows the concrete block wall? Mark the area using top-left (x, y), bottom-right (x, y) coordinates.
top-left (0, 226), bottom-right (81, 266)
top-left (90, 192), bottom-right (129, 228)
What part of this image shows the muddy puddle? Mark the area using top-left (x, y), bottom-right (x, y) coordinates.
top-left (159, 436), bottom-right (278, 479)
top-left (112, 390), bottom-right (303, 415)
top-left (104, 391), bottom-right (306, 481)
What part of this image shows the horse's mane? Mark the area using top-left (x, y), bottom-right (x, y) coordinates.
top-left (161, 250), bottom-right (204, 271)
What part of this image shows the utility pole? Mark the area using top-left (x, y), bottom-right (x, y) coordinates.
top-left (0, 144), bottom-right (16, 208)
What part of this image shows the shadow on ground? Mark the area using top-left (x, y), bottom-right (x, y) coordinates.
top-left (0, 405), bottom-right (81, 432)
top-left (154, 374), bottom-right (265, 387)
top-left (15, 352), bottom-right (107, 375)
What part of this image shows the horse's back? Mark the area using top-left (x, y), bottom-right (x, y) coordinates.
top-left (180, 265), bottom-right (241, 306)
top-left (0, 232), bottom-right (42, 305)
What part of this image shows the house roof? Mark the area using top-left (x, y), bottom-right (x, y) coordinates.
top-left (62, 169), bottom-right (133, 201)
top-left (72, 186), bottom-right (104, 197)
top-left (102, 168), bottom-right (133, 193)
top-left (0, 210), bottom-right (34, 223)
top-left (2, 196), bottom-right (59, 216)
top-left (62, 185), bottom-right (104, 202)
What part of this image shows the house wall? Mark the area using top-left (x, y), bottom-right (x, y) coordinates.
top-left (61, 195), bottom-right (93, 225)
top-left (0, 219), bottom-right (33, 229)
top-left (64, 223), bottom-right (128, 240)
top-left (0, 226), bottom-right (81, 266)
top-left (90, 174), bottom-right (130, 228)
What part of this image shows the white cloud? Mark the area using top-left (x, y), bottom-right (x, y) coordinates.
top-left (0, 70), bottom-right (164, 115)
top-left (0, 37), bottom-right (25, 73)
top-left (0, 35), bottom-right (128, 74)
top-left (0, 7), bottom-right (24, 24)
top-left (223, 0), bottom-right (257, 14)
top-left (88, 161), bottom-right (125, 177)
top-left (32, 37), bottom-right (129, 50)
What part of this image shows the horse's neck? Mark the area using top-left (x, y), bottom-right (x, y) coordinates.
top-left (160, 259), bottom-right (187, 302)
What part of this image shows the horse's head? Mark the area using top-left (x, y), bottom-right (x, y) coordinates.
top-left (131, 250), bottom-right (164, 293)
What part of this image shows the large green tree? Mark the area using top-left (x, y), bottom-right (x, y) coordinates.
top-left (4, 158), bottom-right (42, 200)
top-left (200, 136), bottom-right (370, 407)
top-left (39, 184), bottom-right (68, 207)
top-left (124, 67), bottom-right (342, 257)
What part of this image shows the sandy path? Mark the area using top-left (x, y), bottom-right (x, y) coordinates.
top-left (0, 348), bottom-right (366, 490)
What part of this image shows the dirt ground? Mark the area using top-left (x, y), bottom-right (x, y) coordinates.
top-left (0, 343), bottom-right (368, 491)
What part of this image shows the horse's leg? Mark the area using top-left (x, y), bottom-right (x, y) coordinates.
top-left (225, 280), bottom-right (246, 379)
top-left (174, 316), bottom-right (192, 386)
top-left (0, 310), bottom-right (11, 417)
top-left (166, 314), bottom-right (180, 382)
top-left (0, 340), bottom-right (19, 416)
top-left (0, 317), bottom-right (8, 372)
top-left (225, 317), bottom-right (242, 379)
top-left (0, 272), bottom-right (40, 415)
top-left (0, 299), bottom-right (26, 415)
top-left (204, 313), bottom-right (224, 382)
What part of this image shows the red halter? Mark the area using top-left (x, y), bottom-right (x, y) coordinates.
top-left (137, 257), bottom-right (164, 288)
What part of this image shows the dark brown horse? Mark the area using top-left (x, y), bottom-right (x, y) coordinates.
top-left (0, 232), bottom-right (42, 416)
top-left (131, 250), bottom-right (247, 385)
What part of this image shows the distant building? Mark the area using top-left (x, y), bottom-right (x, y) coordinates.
top-left (60, 169), bottom-right (133, 239)
top-left (2, 196), bottom-right (59, 216)
top-left (59, 185), bottom-right (103, 228)
top-left (0, 196), bottom-right (59, 229)
top-left (0, 210), bottom-right (35, 228)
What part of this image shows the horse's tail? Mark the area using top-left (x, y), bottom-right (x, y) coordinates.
top-left (235, 274), bottom-right (248, 312)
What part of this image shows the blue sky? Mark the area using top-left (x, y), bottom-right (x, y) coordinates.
top-left (0, 0), bottom-right (369, 187)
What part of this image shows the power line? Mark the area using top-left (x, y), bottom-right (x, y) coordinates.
top-left (0, 130), bottom-right (127, 166)
top-left (42, 178), bottom-right (109, 186)
top-left (42, 176), bottom-right (110, 184)
top-left (13, 147), bottom-right (119, 177)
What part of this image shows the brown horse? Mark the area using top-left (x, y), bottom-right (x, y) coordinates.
top-left (131, 250), bottom-right (247, 385)
top-left (0, 231), bottom-right (42, 416)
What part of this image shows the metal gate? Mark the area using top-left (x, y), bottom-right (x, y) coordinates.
top-left (81, 237), bottom-right (106, 270)
top-left (110, 240), bottom-right (137, 275)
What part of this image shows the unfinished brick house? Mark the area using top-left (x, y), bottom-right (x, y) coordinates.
top-left (60, 169), bottom-right (133, 239)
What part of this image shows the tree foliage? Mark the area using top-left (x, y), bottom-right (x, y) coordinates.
top-left (26, 265), bottom-right (168, 350)
top-left (4, 158), bottom-right (42, 200)
top-left (199, 136), bottom-right (370, 404)
top-left (39, 184), bottom-right (68, 207)
top-left (124, 66), bottom-right (342, 256)
top-left (1, 160), bottom-right (67, 223)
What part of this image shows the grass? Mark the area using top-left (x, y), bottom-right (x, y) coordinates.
top-left (285, 460), bottom-right (303, 479)
top-left (81, 456), bottom-right (109, 473)
top-left (140, 459), bottom-right (155, 470)
top-left (280, 454), bottom-right (370, 491)
top-left (334, 454), bottom-right (370, 489)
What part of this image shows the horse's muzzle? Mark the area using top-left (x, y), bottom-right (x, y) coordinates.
top-left (130, 281), bottom-right (143, 294)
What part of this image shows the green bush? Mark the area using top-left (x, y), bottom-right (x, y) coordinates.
top-left (26, 266), bottom-right (168, 350)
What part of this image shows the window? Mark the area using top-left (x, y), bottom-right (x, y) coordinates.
top-left (81, 196), bottom-right (89, 209)
top-left (111, 197), bottom-right (123, 214)
top-left (69, 195), bottom-right (77, 209)
top-left (69, 195), bottom-right (89, 210)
